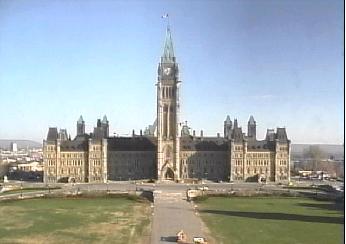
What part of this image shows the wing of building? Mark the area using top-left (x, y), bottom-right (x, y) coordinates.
top-left (43, 25), bottom-right (290, 184)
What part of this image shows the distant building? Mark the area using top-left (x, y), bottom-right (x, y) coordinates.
top-left (43, 25), bottom-right (290, 183)
top-left (15, 161), bottom-right (43, 172)
top-left (10, 142), bottom-right (17, 152)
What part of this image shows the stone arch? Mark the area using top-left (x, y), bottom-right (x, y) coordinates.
top-left (68, 177), bottom-right (76, 183)
top-left (163, 167), bottom-right (175, 180)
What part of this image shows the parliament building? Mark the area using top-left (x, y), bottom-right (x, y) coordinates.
top-left (43, 26), bottom-right (291, 183)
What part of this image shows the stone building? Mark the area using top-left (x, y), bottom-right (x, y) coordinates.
top-left (43, 25), bottom-right (290, 183)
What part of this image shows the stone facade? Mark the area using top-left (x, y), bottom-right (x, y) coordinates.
top-left (43, 25), bottom-right (290, 183)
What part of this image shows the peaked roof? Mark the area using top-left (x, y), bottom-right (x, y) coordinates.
top-left (248, 115), bottom-right (256, 125)
top-left (234, 119), bottom-right (238, 128)
top-left (102, 115), bottom-right (108, 124)
top-left (276, 128), bottom-right (288, 141)
top-left (77, 115), bottom-right (84, 124)
top-left (225, 115), bottom-right (232, 124)
top-left (47, 127), bottom-right (58, 141)
top-left (162, 26), bottom-right (175, 63)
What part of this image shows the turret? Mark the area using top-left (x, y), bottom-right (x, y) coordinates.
top-left (93, 116), bottom-right (109, 139)
top-left (101, 115), bottom-right (109, 138)
top-left (234, 119), bottom-right (238, 129)
top-left (247, 115), bottom-right (256, 140)
top-left (224, 115), bottom-right (232, 139)
top-left (77, 115), bottom-right (85, 136)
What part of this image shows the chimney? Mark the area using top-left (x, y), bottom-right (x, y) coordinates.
top-left (217, 133), bottom-right (220, 138)
top-left (200, 130), bottom-right (204, 138)
top-left (132, 129), bottom-right (135, 137)
top-left (193, 130), bottom-right (196, 137)
top-left (140, 129), bottom-right (142, 136)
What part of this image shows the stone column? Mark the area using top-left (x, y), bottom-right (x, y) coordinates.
top-left (56, 139), bottom-right (61, 183)
top-left (274, 139), bottom-right (279, 182)
top-left (243, 139), bottom-right (247, 180)
top-left (167, 104), bottom-right (170, 139)
top-left (287, 140), bottom-right (291, 182)
top-left (229, 139), bottom-right (235, 181)
top-left (43, 140), bottom-right (47, 183)
top-left (102, 138), bottom-right (108, 183)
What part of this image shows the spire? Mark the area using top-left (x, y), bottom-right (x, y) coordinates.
top-left (234, 119), bottom-right (238, 128)
top-left (102, 115), bottom-right (108, 124)
top-left (77, 115), bottom-right (84, 124)
top-left (248, 115), bottom-right (256, 125)
top-left (162, 26), bottom-right (175, 63)
top-left (225, 115), bottom-right (231, 124)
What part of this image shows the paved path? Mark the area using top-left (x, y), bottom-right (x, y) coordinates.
top-left (151, 188), bottom-right (210, 244)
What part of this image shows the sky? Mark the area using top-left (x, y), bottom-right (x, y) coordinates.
top-left (0, 0), bottom-right (344, 144)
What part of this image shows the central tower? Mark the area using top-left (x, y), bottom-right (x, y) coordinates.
top-left (157, 25), bottom-right (181, 181)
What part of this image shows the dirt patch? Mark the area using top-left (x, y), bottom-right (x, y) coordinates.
top-left (3, 220), bottom-right (33, 230)
top-left (1, 234), bottom-right (73, 244)
top-left (200, 217), bottom-right (217, 244)
top-left (128, 204), bottom-right (152, 244)
top-left (109, 210), bottom-right (125, 217)
top-left (0, 200), bottom-right (152, 244)
top-left (0, 206), bottom-right (33, 230)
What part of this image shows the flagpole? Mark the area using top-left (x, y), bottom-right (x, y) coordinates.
top-left (162, 13), bottom-right (170, 30)
top-left (167, 14), bottom-right (170, 29)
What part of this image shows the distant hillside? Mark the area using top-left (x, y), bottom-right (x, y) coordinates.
top-left (0, 140), bottom-right (42, 149)
top-left (291, 144), bottom-right (344, 159)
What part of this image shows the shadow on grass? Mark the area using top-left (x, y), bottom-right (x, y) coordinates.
top-left (297, 202), bottom-right (344, 211)
top-left (160, 236), bottom-right (177, 242)
top-left (201, 209), bottom-right (343, 224)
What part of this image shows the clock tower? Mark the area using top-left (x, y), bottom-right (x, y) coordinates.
top-left (157, 25), bottom-right (181, 181)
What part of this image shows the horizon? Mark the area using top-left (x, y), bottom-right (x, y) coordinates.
top-left (0, 0), bottom-right (344, 144)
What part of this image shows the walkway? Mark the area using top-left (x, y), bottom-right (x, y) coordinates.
top-left (150, 188), bottom-right (211, 244)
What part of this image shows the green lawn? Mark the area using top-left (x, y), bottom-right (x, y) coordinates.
top-left (198, 197), bottom-right (344, 244)
top-left (0, 197), bottom-right (151, 244)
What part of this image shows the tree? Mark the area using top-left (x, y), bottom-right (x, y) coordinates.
top-left (0, 162), bottom-right (9, 179)
top-left (303, 145), bottom-right (326, 171)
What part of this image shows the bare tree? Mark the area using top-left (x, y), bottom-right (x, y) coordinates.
top-left (0, 159), bottom-right (10, 179)
top-left (303, 145), bottom-right (326, 171)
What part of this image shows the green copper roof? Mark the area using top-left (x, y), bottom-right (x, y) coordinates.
top-left (162, 26), bottom-right (175, 63)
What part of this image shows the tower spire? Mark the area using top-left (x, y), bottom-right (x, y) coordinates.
top-left (162, 14), bottom-right (175, 63)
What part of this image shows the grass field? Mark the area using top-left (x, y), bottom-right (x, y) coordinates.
top-left (198, 197), bottom-right (344, 244)
top-left (0, 197), bottom-right (151, 244)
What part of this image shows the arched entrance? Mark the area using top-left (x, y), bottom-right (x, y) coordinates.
top-left (164, 167), bottom-right (175, 180)
top-left (68, 177), bottom-right (76, 183)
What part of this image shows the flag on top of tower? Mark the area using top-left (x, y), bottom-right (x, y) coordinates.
top-left (161, 14), bottom-right (169, 18)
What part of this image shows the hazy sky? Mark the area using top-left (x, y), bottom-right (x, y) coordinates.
top-left (0, 0), bottom-right (344, 144)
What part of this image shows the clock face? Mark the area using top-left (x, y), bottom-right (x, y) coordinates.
top-left (163, 67), bottom-right (171, 75)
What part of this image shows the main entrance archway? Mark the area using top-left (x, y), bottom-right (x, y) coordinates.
top-left (163, 167), bottom-right (175, 180)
